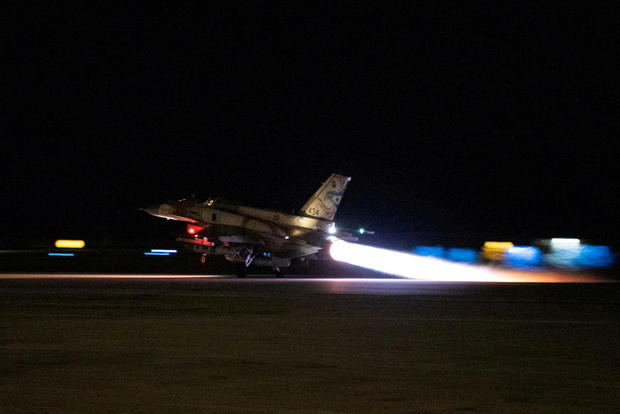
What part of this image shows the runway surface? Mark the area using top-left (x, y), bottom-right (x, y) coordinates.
top-left (2, 274), bottom-right (619, 413)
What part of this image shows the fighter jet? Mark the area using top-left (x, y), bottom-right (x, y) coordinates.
top-left (143, 173), bottom-right (351, 276)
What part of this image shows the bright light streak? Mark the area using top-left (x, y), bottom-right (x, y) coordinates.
top-left (329, 239), bottom-right (596, 283)
top-left (331, 240), bottom-right (499, 282)
top-left (144, 252), bottom-right (170, 256)
top-left (55, 239), bottom-right (85, 249)
top-left (328, 223), bottom-right (337, 234)
top-left (48, 252), bottom-right (75, 257)
top-left (550, 238), bottom-right (580, 249)
top-left (151, 249), bottom-right (177, 253)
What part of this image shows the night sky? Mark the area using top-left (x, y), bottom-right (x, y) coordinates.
top-left (3, 3), bottom-right (619, 246)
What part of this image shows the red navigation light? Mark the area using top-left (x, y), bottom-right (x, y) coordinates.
top-left (187, 224), bottom-right (205, 235)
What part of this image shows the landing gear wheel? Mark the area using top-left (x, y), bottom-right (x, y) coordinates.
top-left (272, 267), bottom-right (286, 278)
top-left (235, 262), bottom-right (248, 278)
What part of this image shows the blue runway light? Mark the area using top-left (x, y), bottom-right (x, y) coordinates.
top-left (144, 252), bottom-right (170, 256)
top-left (414, 246), bottom-right (445, 258)
top-left (150, 249), bottom-right (177, 253)
top-left (446, 248), bottom-right (478, 263)
top-left (575, 245), bottom-right (615, 268)
top-left (505, 246), bottom-right (542, 268)
top-left (48, 252), bottom-right (74, 257)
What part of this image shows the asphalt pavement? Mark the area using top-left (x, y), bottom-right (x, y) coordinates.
top-left (1, 275), bottom-right (619, 413)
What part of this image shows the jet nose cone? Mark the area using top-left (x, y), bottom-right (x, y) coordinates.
top-left (141, 201), bottom-right (179, 220)
top-left (143, 202), bottom-right (177, 215)
top-left (141, 204), bottom-right (162, 216)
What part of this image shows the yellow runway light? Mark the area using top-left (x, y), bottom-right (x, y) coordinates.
top-left (483, 241), bottom-right (514, 250)
top-left (55, 239), bottom-right (85, 249)
top-left (482, 241), bottom-right (513, 261)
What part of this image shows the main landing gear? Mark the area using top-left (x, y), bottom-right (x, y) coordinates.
top-left (272, 267), bottom-right (286, 277)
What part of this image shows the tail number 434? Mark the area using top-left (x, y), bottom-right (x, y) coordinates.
top-left (307, 207), bottom-right (320, 216)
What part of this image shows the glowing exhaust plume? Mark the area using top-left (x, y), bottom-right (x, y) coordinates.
top-left (329, 240), bottom-right (598, 283)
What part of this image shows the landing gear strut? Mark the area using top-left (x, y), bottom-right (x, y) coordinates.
top-left (272, 267), bottom-right (286, 277)
top-left (225, 246), bottom-right (255, 278)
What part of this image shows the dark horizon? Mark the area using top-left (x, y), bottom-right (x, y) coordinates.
top-left (4, 4), bottom-right (619, 246)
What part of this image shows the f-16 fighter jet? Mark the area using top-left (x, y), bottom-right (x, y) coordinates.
top-left (144, 173), bottom-right (350, 276)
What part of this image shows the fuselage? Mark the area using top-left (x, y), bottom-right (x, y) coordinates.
top-left (143, 173), bottom-right (351, 275)
top-left (144, 199), bottom-right (331, 258)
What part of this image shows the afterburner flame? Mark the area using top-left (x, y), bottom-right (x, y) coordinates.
top-left (329, 240), bottom-right (598, 283)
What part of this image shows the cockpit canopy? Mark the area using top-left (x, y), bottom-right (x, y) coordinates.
top-left (201, 197), bottom-right (237, 207)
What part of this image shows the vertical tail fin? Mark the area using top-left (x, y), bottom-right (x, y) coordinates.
top-left (300, 173), bottom-right (351, 221)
